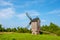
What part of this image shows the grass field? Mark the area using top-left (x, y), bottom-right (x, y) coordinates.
top-left (0, 32), bottom-right (60, 40)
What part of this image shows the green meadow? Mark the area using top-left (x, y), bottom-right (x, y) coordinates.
top-left (0, 32), bottom-right (60, 40)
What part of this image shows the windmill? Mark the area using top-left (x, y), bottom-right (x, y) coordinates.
top-left (26, 13), bottom-right (57, 35)
top-left (26, 13), bottom-right (40, 35)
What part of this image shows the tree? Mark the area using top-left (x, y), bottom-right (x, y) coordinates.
top-left (22, 27), bottom-right (30, 33)
top-left (6, 28), bottom-right (11, 32)
top-left (49, 22), bottom-right (59, 33)
top-left (11, 28), bottom-right (17, 32)
top-left (0, 24), bottom-right (5, 32)
top-left (17, 27), bottom-right (23, 33)
top-left (17, 27), bottom-right (31, 33)
top-left (55, 30), bottom-right (60, 36)
top-left (0, 24), bottom-right (2, 32)
top-left (41, 25), bottom-right (49, 31)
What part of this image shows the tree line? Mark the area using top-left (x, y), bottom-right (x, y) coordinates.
top-left (0, 25), bottom-right (31, 33)
top-left (41, 22), bottom-right (60, 36)
top-left (0, 22), bottom-right (60, 36)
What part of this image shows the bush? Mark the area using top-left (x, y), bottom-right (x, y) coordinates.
top-left (55, 30), bottom-right (60, 36)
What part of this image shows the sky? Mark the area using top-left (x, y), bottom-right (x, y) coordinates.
top-left (0, 0), bottom-right (60, 28)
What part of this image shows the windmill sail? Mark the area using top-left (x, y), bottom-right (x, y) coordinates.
top-left (26, 13), bottom-right (32, 21)
top-left (26, 22), bottom-right (31, 28)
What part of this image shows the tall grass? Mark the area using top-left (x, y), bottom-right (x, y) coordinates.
top-left (0, 32), bottom-right (60, 40)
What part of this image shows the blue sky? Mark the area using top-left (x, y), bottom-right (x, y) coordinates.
top-left (0, 0), bottom-right (60, 28)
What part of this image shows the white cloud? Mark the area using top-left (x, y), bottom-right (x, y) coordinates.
top-left (16, 10), bottom-right (40, 20)
top-left (0, 0), bottom-right (13, 6)
top-left (16, 13), bottom-right (27, 20)
top-left (48, 10), bottom-right (60, 14)
top-left (25, 10), bottom-right (40, 16)
top-left (14, 0), bottom-right (46, 8)
top-left (15, 0), bottom-right (58, 8)
top-left (58, 15), bottom-right (60, 16)
top-left (41, 19), bottom-right (46, 23)
top-left (0, 7), bottom-right (15, 18)
top-left (0, 0), bottom-right (15, 19)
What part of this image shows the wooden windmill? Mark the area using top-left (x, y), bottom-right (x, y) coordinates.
top-left (26, 13), bottom-right (40, 35)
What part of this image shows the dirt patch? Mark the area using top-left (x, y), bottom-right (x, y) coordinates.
top-left (0, 32), bottom-right (14, 34)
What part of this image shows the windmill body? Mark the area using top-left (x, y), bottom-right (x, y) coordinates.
top-left (31, 18), bottom-right (40, 35)
top-left (26, 13), bottom-right (40, 35)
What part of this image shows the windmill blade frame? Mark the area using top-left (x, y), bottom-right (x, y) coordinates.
top-left (26, 21), bottom-right (31, 28)
top-left (26, 13), bottom-right (32, 21)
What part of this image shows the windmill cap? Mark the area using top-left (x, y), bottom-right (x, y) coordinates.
top-left (32, 17), bottom-right (40, 22)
